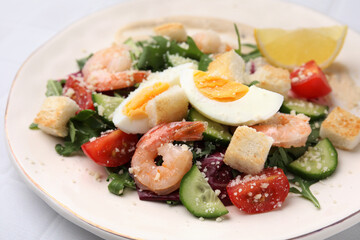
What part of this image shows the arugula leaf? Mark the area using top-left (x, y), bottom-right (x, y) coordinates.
top-left (166, 200), bottom-right (180, 205)
top-left (55, 110), bottom-right (115, 156)
top-left (233, 24), bottom-right (262, 62)
top-left (265, 147), bottom-right (321, 209)
top-left (289, 176), bottom-right (320, 209)
top-left (307, 121), bottom-right (322, 145)
top-left (29, 123), bottom-right (39, 130)
top-left (241, 49), bottom-right (262, 62)
top-left (189, 141), bottom-right (217, 161)
top-left (198, 54), bottom-right (213, 71)
top-left (234, 24), bottom-right (242, 55)
top-left (136, 36), bottom-right (212, 71)
top-left (265, 147), bottom-right (292, 173)
top-left (106, 168), bottom-right (136, 196)
top-left (76, 53), bottom-right (93, 71)
top-left (45, 80), bottom-right (63, 97)
top-left (247, 80), bottom-right (260, 87)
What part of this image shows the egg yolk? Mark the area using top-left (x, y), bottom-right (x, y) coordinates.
top-left (123, 82), bottom-right (170, 119)
top-left (194, 71), bottom-right (249, 102)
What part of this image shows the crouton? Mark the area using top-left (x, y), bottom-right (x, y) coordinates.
top-left (153, 23), bottom-right (187, 42)
top-left (249, 64), bottom-right (291, 96)
top-left (146, 86), bottom-right (189, 127)
top-left (224, 126), bottom-right (273, 174)
top-left (34, 96), bottom-right (79, 137)
top-left (320, 107), bottom-right (360, 150)
top-left (207, 50), bottom-right (247, 83)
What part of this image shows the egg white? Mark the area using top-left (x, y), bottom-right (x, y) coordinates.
top-left (113, 63), bottom-right (196, 134)
top-left (180, 69), bottom-right (284, 126)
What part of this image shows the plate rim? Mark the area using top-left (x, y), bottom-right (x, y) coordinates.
top-left (4, 0), bottom-right (360, 239)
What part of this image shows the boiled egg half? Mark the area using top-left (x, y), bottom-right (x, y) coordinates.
top-left (113, 63), bottom-right (195, 134)
top-left (180, 70), bottom-right (284, 126)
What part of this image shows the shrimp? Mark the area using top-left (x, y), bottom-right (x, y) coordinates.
top-left (82, 45), bottom-right (149, 91)
top-left (251, 113), bottom-right (311, 148)
top-left (192, 30), bottom-right (223, 54)
top-left (131, 121), bottom-right (206, 195)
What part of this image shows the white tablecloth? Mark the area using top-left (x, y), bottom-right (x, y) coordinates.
top-left (1, 0), bottom-right (359, 239)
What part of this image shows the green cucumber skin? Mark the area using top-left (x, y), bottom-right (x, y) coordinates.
top-left (280, 98), bottom-right (328, 120)
top-left (179, 166), bottom-right (228, 218)
top-left (288, 138), bottom-right (338, 180)
top-left (187, 108), bottom-right (232, 145)
top-left (92, 93), bottom-right (123, 120)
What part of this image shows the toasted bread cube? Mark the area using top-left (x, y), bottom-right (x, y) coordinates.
top-left (34, 96), bottom-right (79, 137)
top-left (153, 23), bottom-right (187, 42)
top-left (146, 86), bottom-right (189, 127)
top-left (224, 126), bottom-right (273, 174)
top-left (207, 50), bottom-right (247, 83)
top-left (249, 64), bottom-right (291, 96)
top-left (320, 107), bottom-right (360, 150)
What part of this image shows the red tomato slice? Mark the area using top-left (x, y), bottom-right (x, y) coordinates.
top-left (226, 167), bottom-right (289, 214)
top-left (81, 129), bottom-right (138, 167)
top-left (63, 75), bottom-right (95, 111)
top-left (290, 60), bottom-right (331, 99)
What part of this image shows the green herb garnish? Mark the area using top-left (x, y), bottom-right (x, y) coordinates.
top-left (106, 167), bottom-right (136, 196)
top-left (234, 24), bottom-right (262, 62)
top-left (29, 123), bottom-right (39, 130)
top-left (76, 53), bottom-right (93, 71)
top-left (45, 80), bottom-right (63, 97)
top-left (55, 110), bottom-right (115, 156)
top-left (289, 176), bottom-right (320, 209)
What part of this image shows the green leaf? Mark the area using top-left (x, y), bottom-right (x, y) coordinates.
top-left (289, 176), bottom-right (320, 209)
top-left (76, 53), bottom-right (93, 70)
top-left (29, 123), bottom-right (39, 130)
top-left (136, 35), bottom-right (209, 72)
top-left (198, 54), bottom-right (213, 71)
top-left (247, 80), bottom-right (260, 87)
top-left (45, 80), bottom-right (63, 97)
top-left (307, 121), bottom-right (323, 145)
top-left (166, 200), bottom-right (180, 205)
top-left (55, 142), bottom-right (81, 156)
top-left (234, 23), bottom-right (242, 55)
top-left (55, 110), bottom-right (115, 156)
top-left (191, 141), bottom-right (217, 161)
top-left (241, 43), bottom-right (258, 49)
top-left (72, 109), bottom-right (96, 121)
top-left (241, 50), bottom-right (262, 62)
top-left (69, 121), bottom-right (76, 143)
top-left (265, 147), bottom-right (292, 172)
top-left (106, 168), bottom-right (136, 196)
top-left (233, 24), bottom-right (262, 62)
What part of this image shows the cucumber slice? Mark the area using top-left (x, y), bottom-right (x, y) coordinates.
top-left (280, 98), bottom-right (328, 120)
top-left (167, 53), bottom-right (199, 67)
top-left (92, 93), bottom-right (123, 121)
top-left (180, 165), bottom-right (228, 218)
top-left (187, 108), bottom-right (232, 144)
top-left (288, 138), bottom-right (338, 180)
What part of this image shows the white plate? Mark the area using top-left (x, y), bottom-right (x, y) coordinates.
top-left (5, 0), bottom-right (360, 239)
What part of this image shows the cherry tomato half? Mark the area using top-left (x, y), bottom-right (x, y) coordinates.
top-left (290, 60), bottom-right (331, 99)
top-left (81, 129), bottom-right (138, 167)
top-left (63, 75), bottom-right (95, 112)
top-left (226, 167), bottom-right (289, 214)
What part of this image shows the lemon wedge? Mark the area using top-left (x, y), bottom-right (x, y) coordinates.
top-left (254, 26), bottom-right (348, 69)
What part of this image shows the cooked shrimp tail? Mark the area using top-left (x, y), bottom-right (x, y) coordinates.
top-left (251, 113), bottom-right (311, 148)
top-left (131, 121), bottom-right (206, 195)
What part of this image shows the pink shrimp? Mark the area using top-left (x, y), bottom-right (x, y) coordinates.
top-left (131, 121), bottom-right (206, 195)
top-left (82, 45), bottom-right (149, 91)
top-left (251, 113), bottom-right (311, 148)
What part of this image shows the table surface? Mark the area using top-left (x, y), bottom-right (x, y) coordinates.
top-left (1, 0), bottom-right (360, 239)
